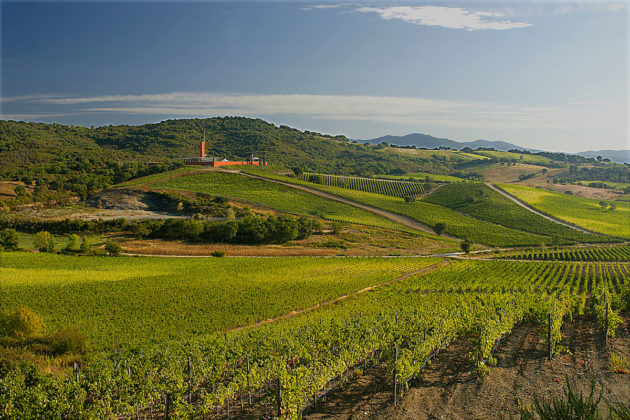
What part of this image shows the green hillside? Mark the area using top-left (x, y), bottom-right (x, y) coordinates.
top-left (499, 184), bottom-right (630, 239)
top-left (0, 118), bottom-right (465, 181)
top-left (423, 183), bottom-right (613, 244)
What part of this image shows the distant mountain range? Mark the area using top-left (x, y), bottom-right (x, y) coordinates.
top-left (361, 133), bottom-right (629, 164)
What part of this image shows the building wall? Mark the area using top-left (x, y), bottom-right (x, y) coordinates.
top-left (182, 160), bottom-right (263, 167)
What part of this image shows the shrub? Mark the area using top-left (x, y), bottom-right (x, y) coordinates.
top-left (608, 352), bottom-right (629, 374)
top-left (50, 325), bottom-right (87, 355)
top-left (104, 242), bottom-right (122, 256)
top-left (0, 307), bottom-right (45, 338)
top-left (0, 228), bottom-right (19, 250)
top-left (461, 240), bottom-right (471, 254)
top-left (331, 221), bottom-right (343, 235)
top-left (520, 378), bottom-right (603, 420)
top-left (211, 250), bottom-right (225, 257)
top-left (33, 231), bottom-right (55, 252)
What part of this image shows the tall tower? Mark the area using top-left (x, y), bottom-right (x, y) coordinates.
top-left (200, 131), bottom-right (206, 158)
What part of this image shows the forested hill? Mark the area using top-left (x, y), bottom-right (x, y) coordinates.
top-left (0, 117), bottom-right (442, 177)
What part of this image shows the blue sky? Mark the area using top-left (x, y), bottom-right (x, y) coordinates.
top-left (1, 0), bottom-right (627, 152)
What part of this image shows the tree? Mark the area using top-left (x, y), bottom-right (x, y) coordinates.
top-left (460, 240), bottom-right (471, 254)
top-left (0, 228), bottom-right (19, 250)
top-left (434, 223), bottom-right (446, 236)
top-left (404, 194), bottom-right (416, 203)
top-left (64, 234), bottom-right (81, 252)
top-left (34, 231), bottom-right (55, 252)
top-left (599, 201), bottom-right (609, 211)
top-left (292, 167), bottom-right (303, 176)
top-left (609, 202), bottom-right (617, 212)
top-left (105, 242), bottom-right (122, 256)
top-left (79, 236), bottom-right (90, 253)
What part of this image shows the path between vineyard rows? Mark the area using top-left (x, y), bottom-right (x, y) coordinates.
top-left (238, 171), bottom-right (457, 239)
top-left (227, 260), bottom-right (450, 333)
top-left (303, 313), bottom-right (630, 419)
top-left (487, 183), bottom-right (598, 235)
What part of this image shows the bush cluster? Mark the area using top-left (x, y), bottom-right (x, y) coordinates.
top-left (140, 214), bottom-right (321, 244)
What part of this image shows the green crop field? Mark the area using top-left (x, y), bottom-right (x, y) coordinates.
top-left (0, 252), bottom-right (439, 349)
top-left (243, 170), bottom-right (553, 247)
top-left (379, 172), bottom-right (465, 183)
top-left (150, 171), bottom-right (424, 234)
top-left (423, 183), bottom-right (613, 244)
top-left (4, 256), bottom-right (627, 418)
top-left (298, 172), bottom-right (436, 198)
top-left (496, 244), bottom-right (630, 262)
top-left (499, 184), bottom-right (630, 239)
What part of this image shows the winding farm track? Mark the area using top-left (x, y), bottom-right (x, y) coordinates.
top-left (486, 183), bottom-right (600, 235)
top-left (227, 260), bottom-right (449, 333)
top-left (237, 171), bottom-right (458, 239)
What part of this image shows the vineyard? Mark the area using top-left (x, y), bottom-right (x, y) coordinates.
top-left (2, 257), bottom-right (628, 418)
top-left (496, 244), bottom-right (630, 262)
top-left (423, 182), bottom-right (613, 244)
top-left (498, 183), bottom-right (630, 239)
top-left (244, 170), bottom-right (557, 247)
top-left (150, 171), bottom-right (422, 234)
top-left (0, 252), bottom-right (439, 349)
top-left (297, 172), bottom-right (437, 198)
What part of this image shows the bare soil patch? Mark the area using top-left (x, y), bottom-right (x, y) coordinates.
top-left (304, 314), bottom-right (630, 419)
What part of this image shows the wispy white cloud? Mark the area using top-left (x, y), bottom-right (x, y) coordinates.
top-left (356, 6), bottom-right (532, 30)
top-left (3, 92), bottom-right (624, 137)
top-left (300, 3), bottom-right (350, 11)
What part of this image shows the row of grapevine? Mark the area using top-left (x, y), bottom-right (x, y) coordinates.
top-left (497, 244), bottom-right (630, 262)
top-left (298, 172), bottom-right (437, 198)
top-left (2, 260), bottom-right (628, 418)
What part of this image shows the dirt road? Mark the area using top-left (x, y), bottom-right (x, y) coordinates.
top-left (238, 171), bottom-right (457, 239)
top-left (487, 183), bottom-right (600, 235)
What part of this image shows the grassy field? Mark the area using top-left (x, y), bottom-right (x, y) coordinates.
top-left (423, 183), bottom-right (613, 244)
top-left (472, 150), bottom-right (552, 165)
top-left (390, 148), bottom-right (489, 163)
top-left (151, 171), bottom-right (428, 235)
top-left (243, 169), bottom-right (552, 247)
top-left (499, 184), bottom-right (630, 239)
top-left (0, 252), bottom-right (439, 349)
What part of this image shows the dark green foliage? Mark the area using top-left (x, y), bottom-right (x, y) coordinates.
top-left (210, 250), bottom-right (226, 257)
top-left (0, 228), bottom-right (19, 250)
top-left (104, 242), bottom-right (122, 256)
top-left (0, 118), bottom-right (468, 184)
top-left (460, 240), bottom-right (471, 254)
top-left (434, 222), bottom-right (446, 236)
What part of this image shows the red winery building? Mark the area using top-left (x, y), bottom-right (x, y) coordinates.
top-left (180, 140), bottom-right (266, 167)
